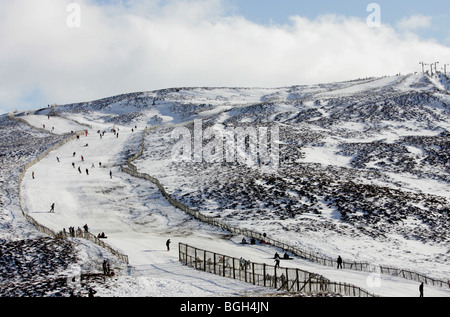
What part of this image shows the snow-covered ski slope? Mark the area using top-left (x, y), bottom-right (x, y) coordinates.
top-left (13, 73), bottom-right (450, 297)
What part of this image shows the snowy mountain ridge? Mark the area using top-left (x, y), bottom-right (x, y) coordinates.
top-left (1, 73), bottom-right (449, 297)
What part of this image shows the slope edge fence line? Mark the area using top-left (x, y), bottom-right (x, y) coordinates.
top-left (122, 124), bottom-right (449, 289)
top-left (9, 111), bottom-right (129, 265)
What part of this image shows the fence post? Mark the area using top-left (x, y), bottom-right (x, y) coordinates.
top-left (195, 248), bottom-right (198, 270)
top-left (244, 260), bottom-right (247, 283)
top-left (263, 263), bottom-right (266, 287)
top-left (285, 268), bottom-right (289, 291)
top-left (252, 263), bottom-right (255, 285)
top-left (203, 250), bottom-right (206, 272)
top-left (274, 266), bottom-right (277, 288)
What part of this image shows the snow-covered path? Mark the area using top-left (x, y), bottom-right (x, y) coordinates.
top-left (19, 114), bottom-right (450, 297)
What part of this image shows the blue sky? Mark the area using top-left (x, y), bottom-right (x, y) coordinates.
top-left (223, 0), bottom-right (450, 45)
top-left (0, 0), bottom-right (449, 114)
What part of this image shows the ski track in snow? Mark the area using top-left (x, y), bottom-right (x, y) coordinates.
top-left (16, 112), bottom-right (449, 297)
top-left (4, 74), bottom-right (450, 297)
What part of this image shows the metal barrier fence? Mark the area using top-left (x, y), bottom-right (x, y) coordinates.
top-left (123, 126), bottom-right (450, 289)
top-left (179, 243), bottom-right (376, 297)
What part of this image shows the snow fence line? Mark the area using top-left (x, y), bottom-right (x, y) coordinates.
top-left (9, 112), bottom-right (129, 265)
top-left (122, 126), bottom-right (450, 290)
top-left (179, 243), bottom-right (376, 297)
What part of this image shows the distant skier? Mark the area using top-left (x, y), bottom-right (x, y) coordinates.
top-left (78, 166), bottom-right (82, 174)
top-left (50, 203), bottom-right (55, 213)
top-left (72, 162), bottom-right (75, 168)
top-left (32, 171), bottom-right (35, 179)
top-left (337, 256), bottom-right (343, 269)
top-left (274, 258), bottom-right (280, 268)
top-left (86, 168), bottom-right (89, 175)
top-left (109, 170), bottom-right (112, 179)
top-left (102, 260), bottom-right (108, 275)
top-left (81, 155), bottom-right (84, 161)
top-left (166, 239), bottom-right (171, 251)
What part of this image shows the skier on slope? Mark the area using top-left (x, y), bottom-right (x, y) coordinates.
top-left (274, 258), bottom-right (280, 268)
top-left (337, 255), bottom-right (343, 269)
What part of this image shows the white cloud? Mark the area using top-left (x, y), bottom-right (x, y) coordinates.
top-left (1, 0), bottom-right (450, 114)
top-left (397, 15), bottom-right (432, 31)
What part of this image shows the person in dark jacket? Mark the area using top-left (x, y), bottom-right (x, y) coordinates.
top-left (419, 282), bottom-right (424, 297)
top-left (166, 239), bottom-right (171, 251)
top-left (337, 256), bottom-right (343, 269)
top-left (50, 203), bottom-right (55, 213)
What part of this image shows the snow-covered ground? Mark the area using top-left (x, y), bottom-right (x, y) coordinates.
top-left (18, 110), bottom-right (450, 297)
top-left (2, 73), bottom-right (449, 298)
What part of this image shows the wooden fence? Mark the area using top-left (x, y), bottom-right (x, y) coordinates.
top-left (123, 126), bottom-right (450, 289)
top-left (179, 243), bottom-right (376, 297)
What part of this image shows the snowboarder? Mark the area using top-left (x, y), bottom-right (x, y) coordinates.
top-left (337, 256), bottom-right (343, 269)
top-left (419, 282), bottom-right (424, 297)
top-left (50, 203), bottom-right (55, 213)
top-left (166, 239), bottom-right (171, 251)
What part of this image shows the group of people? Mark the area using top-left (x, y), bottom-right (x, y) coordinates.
top-left (63, 224), bottom-right (88, 237)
